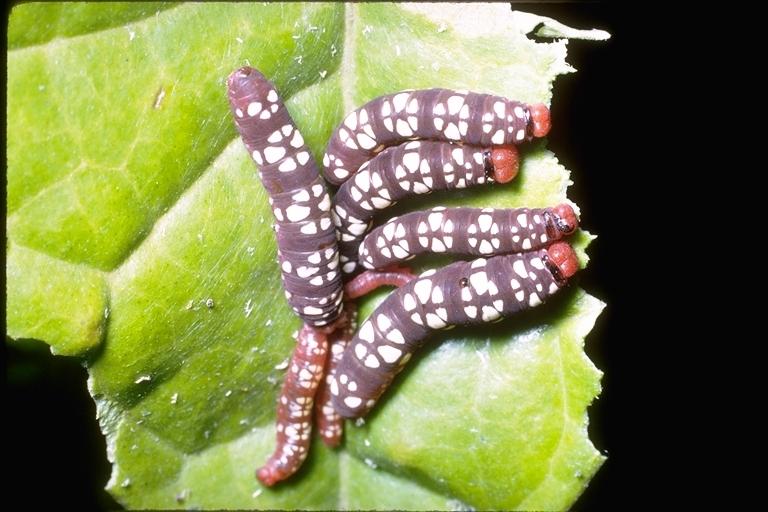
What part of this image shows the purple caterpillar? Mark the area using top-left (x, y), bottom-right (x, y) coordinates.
top-left (330, 242), bottom-right (579, 419)
top-left (228, 67), bottom-right (342, 328)
top-left (228, 66), bottom-right (348, 487)
top-left (322, 88), bottom-right (551, 185)
top-left (358, 204), bottom-right (578, 270)
top-left (332, 139), bottom-right (520, 276)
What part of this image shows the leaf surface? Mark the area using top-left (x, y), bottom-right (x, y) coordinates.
top-left (7, 3), bottom-right (608, 509)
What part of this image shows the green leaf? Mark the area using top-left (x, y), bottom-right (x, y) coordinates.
top-left (7, 3), bottom-right (608, 509)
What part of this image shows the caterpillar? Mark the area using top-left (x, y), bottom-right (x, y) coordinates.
top-left (322, 88), bottom-right (551, 185)
top-left (358, 204), bottom-right (578, 270)
top-left (332, 139), bottom-right (520, 276)
top-left (228, 66), bottom-right (349, 486)
top-left (228, 67), bottom-right (343, 328)
top-left (330, 241), bottom-right (579, 419)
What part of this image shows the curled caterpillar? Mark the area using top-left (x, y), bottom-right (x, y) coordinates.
top-left (322, 88), bottom-right (551, 185)
top-left (228, 66), bottom-right (348, 486)
top-left (332, 139), bottom-right (520, 276)
top-left (359, 204), bottom-right (578, 270)
top-left (330, 241), bottom-right (579, 419)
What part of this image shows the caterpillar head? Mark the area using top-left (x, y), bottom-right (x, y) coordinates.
top-left (545, 241), bottom-right (579, 283)
top-left (553, 204), bottom-right (579, 235)
top-left (488, 145), bottom-right (519, 183)
top-left (529, 103), bottom-right (552, 138)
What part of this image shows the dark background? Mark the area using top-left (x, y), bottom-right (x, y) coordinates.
top-left (8, 3), bottom-right (642, 510)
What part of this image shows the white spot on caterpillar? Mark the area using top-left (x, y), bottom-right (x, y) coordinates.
top-left (425, 313), bottom-right (447, 329)
top-left (378, 345), bottom-right (403, 363)
top-left (300, 222), bottom-right (318, 235)
top-left (377, 314), bottom-right (392, 331)
top-left (392, 245), bottom-right (409, 259)
top-left (478, 214), bottom-right (493, 232)
top-left (357, 132), bottom-right (376, 149)
top-left (513, 260), bottom-right (528, 279)
top-left (268, 130), bottom-right (284, 143)
top-left (279, 157), bottom-right (297, 172)
top-left (344, 396), bottom-right (362, 408)
top-left (428, 211), bottom-right (443, 230)
top-left (451, 147), bottom-right (465, 165)
top-left (470, 271), bottom-right (489, 295)
top-left (414, 279), bottom-right (433, 304)
top-left (396, 119), bottom-right (413, 136)
top-left (359, 321), bottom-right (374, 342)
top-left (493, 101), bottom-right (505, 118)
top-left (264, 145), bottom-right (286, 163)
top-left (447, 95), bottom-right (464, 114)
top-left (387, 328), bottom-right (405, 344)
top-left (482, 306), bottom-right (501, 322)
top-left (286, 204), bottom-right (311, 222)
top-left (297, 266), bottom-right (319, 278)
top-left (290, 130), bottom-right (304, 148)
top-left (371, 196), bottom-right (391, 208)
top-left (393, 92), bottom-right (409, 112)
top-left (443, 122), bottom-right (461, 140)
top-left (431, 238), bottom-right (446, 252)
top-left (364, 354), bottom-right (380, 368)
top-left (246, 102), bottom-right (262, 117)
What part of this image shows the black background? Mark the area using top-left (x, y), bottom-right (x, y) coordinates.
top-left (8, 3), bottom-right (645, 510)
